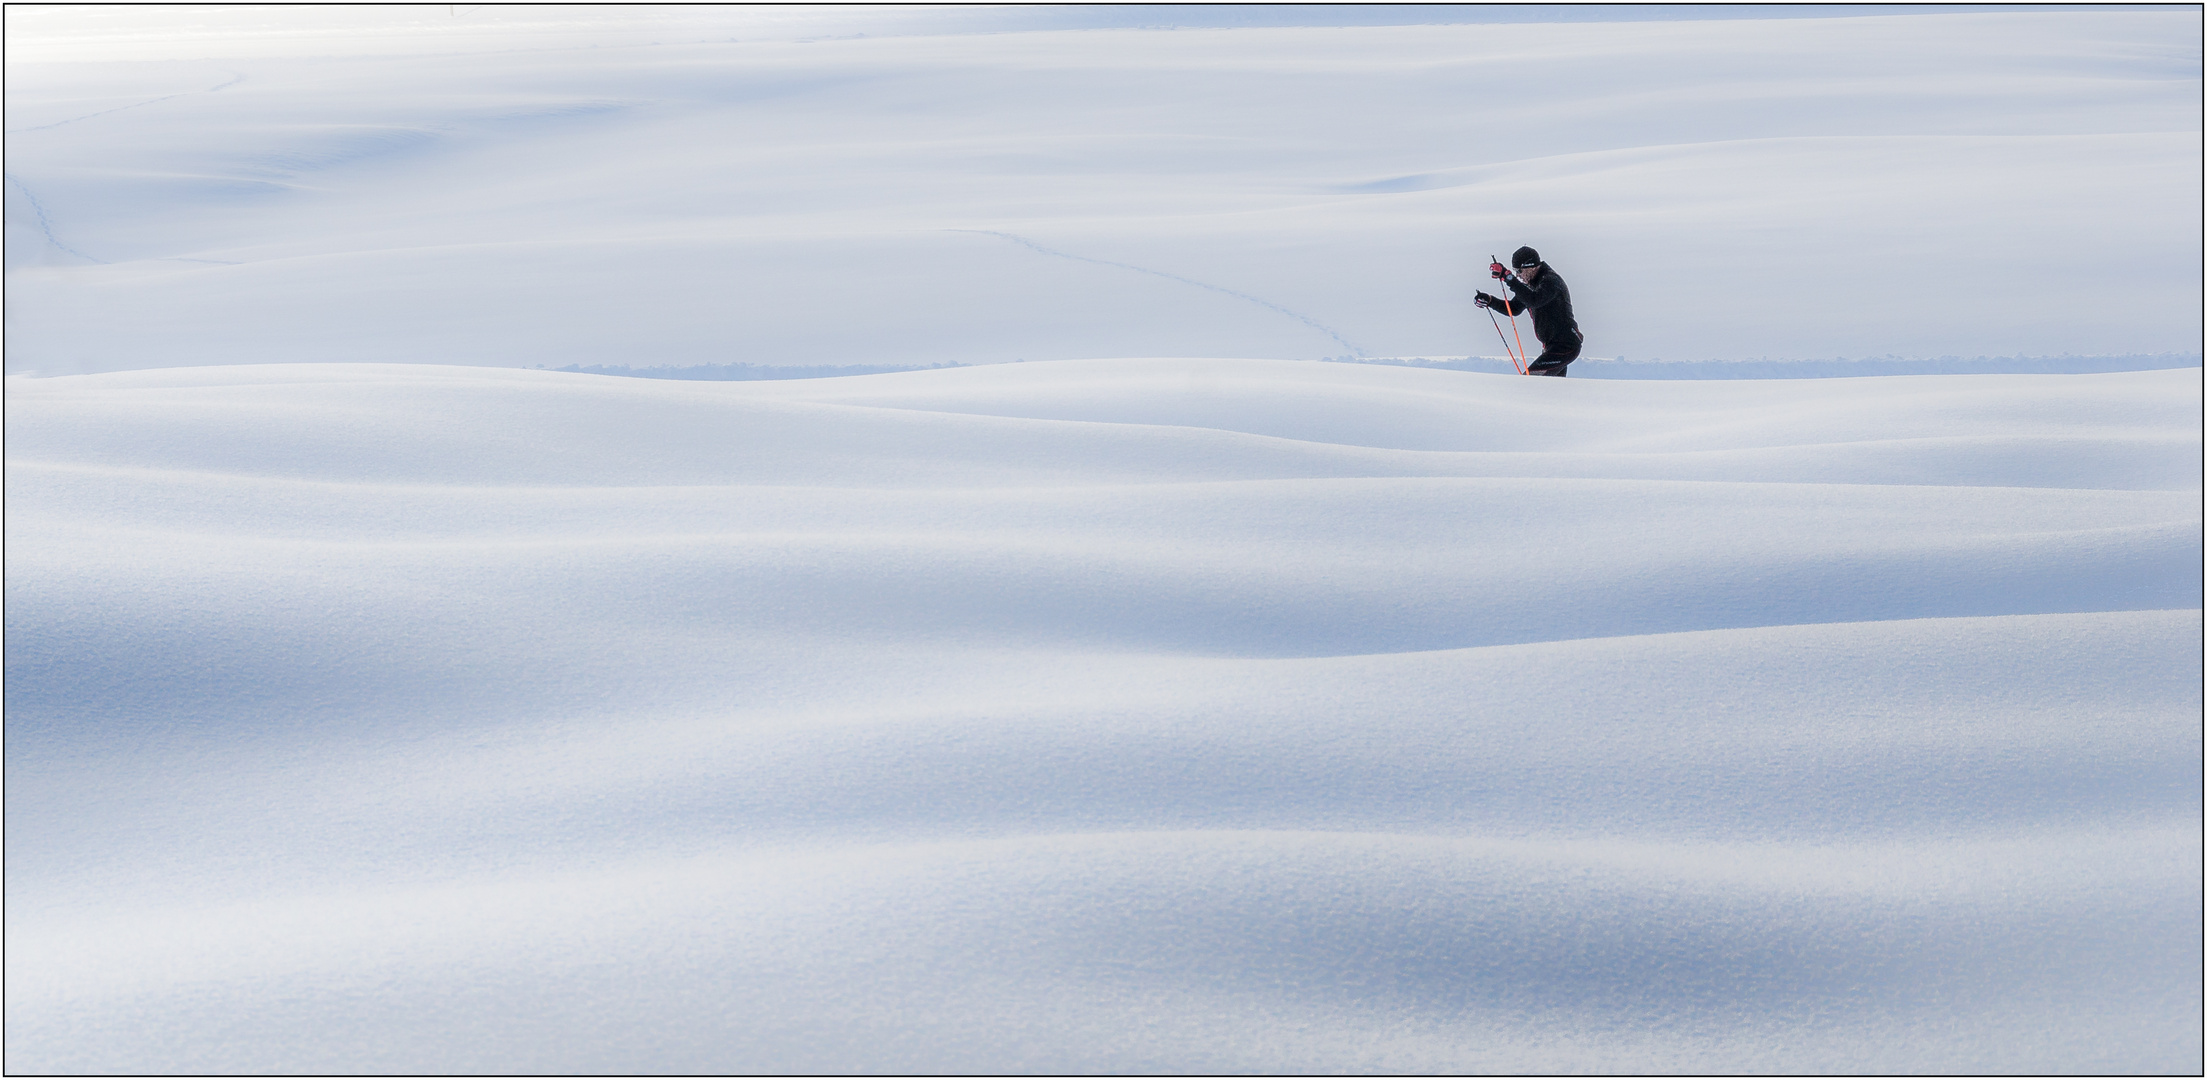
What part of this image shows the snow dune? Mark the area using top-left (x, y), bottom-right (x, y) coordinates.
top-left (5, 359), bottom-right (2199, 1073)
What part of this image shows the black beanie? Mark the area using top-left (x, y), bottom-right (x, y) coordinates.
top-left (1511, 246), bottom-right (1540, 268)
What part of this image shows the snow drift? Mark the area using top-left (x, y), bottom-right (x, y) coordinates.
top-left (5, 359), bottom-right (2199, 1073)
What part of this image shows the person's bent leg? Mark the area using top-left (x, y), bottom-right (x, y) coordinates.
top-left (1527, 337), bottom-right (1581, 377)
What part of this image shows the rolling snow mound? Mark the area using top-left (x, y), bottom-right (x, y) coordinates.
top-left (5, 358), bottom-right (2201, 1073)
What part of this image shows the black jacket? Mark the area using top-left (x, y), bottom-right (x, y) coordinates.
top-left (1490, 264), bottom-right (1579, 352)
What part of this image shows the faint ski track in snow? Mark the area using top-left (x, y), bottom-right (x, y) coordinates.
top-left (954, 229), bottom-right (1368, 357)
top-left (4, 72), bottom-right (245, 135)
top-left (5, 72), bottom-right (246, 267)
top-left (4, 173), bottom-right (104, 264)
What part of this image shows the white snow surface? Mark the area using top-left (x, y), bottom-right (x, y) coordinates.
top-left (4, 6), bottom-right (2201, 373)
top-left (4, 358), bottom-right (2200, 1073)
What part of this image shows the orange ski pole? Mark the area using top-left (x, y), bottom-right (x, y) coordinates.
top-left (1493, 253), bottom-right (1530, 374)
top-left (1487, 306), bottom-right (1525, 375)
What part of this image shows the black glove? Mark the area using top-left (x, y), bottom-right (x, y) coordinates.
top-left (1474, 292), bottom-right (1493, 309)
top-left (1489, 261), bottom-right (1508, 280)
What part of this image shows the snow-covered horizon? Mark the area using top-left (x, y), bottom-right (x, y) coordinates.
top-left (5, 5), bottom-right (2201, 374)
top-left (522, 349), bottom-right (2206, 385)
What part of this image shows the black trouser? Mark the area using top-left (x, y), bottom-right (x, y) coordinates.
top-left (1527, 331), bottom-right (1582, 376)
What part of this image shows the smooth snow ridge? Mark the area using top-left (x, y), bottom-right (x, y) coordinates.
top-left (4, 359), bottom-right (2201, 1073)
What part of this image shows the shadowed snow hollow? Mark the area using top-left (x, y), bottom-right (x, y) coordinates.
top-left (4, 359), bottom-right (2200, 1073)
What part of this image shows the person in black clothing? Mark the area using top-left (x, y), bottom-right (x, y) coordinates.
top-left (1475, 246), bottom-right (1582, 376)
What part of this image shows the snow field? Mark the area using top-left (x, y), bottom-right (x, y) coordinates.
top-left (4, 359), bottom-right (2200, 1072)
top-left (5, 8), bottom-right (2201, 372)
top-left (6, 4), bottom-right (2201, 1069)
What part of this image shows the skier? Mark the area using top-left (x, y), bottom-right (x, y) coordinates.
top-left (1475, 246), bottom-right (1582, 376)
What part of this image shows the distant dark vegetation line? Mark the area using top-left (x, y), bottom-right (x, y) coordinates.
top-left (1334, 353), bottom-right (2205, 379)
top-left (558, 355), bottom-right (2201, 382)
